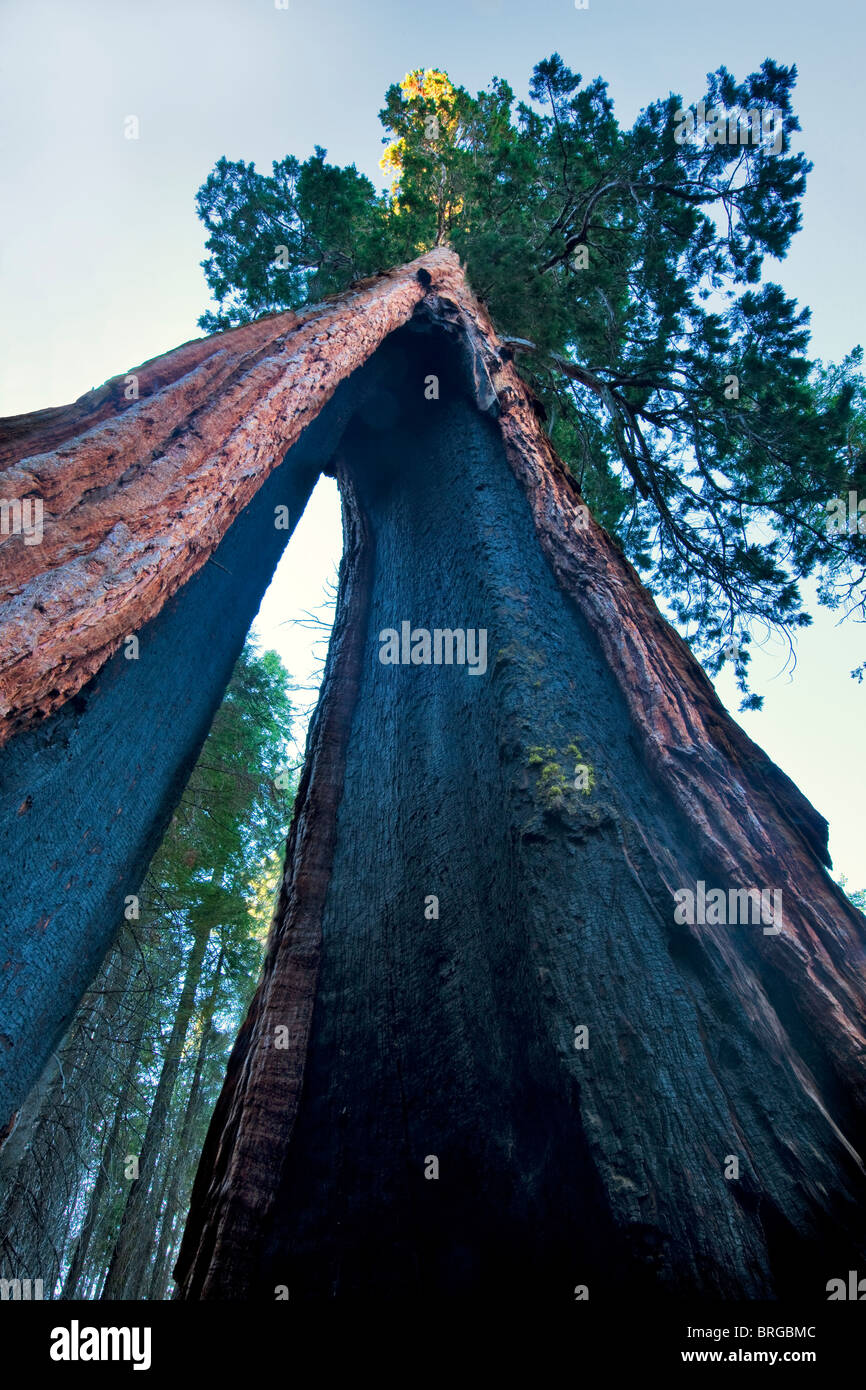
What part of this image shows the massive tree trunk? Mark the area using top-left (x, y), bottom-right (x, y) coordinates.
top-left (0, 254), bottom-right (442, 1136)
top-left (2, 250), bottom-right (865, 1301)
top-left (178, 319), bottom-right (866, 1301)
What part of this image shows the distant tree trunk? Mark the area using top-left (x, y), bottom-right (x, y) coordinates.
top-left (0, 924), bottom-right (142, 1288)
top-left (61, 993), bottom-right (150, 1300)
top-left (0, 1052), bottom-right (63, 1208)
top-left (176, 319), bottom-right (866, 1302)
top-left (147, 955), bottom-right (223, 1300)
top-left (0, 1047), bottom-right (66, 1286)
top-left (101, 917), bottom-right (213, 1299)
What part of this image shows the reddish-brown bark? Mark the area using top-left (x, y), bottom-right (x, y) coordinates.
top-left (0, 251), bottom-right (462, 745)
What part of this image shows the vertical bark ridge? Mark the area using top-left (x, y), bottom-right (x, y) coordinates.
top-left (174, 468), bottom-right (373, 1299)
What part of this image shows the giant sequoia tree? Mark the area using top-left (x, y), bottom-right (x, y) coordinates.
top-left (1, 57), bottom-right (865, 1302)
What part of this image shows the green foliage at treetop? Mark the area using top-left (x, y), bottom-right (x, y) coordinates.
top-left (195, 57), bottom-right (865, 705)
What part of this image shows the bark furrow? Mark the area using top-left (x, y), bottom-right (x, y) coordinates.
top-left (174, 469), bottom-right (374, 1299)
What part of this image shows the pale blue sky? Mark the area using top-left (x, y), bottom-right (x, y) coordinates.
top-left (0, 0), bottom-right (863, 883)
